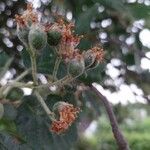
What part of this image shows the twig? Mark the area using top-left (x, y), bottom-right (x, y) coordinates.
top-left (15, 68), bottom-right (31, 81)
top-left (34, 91), bottom-right (54, 121)
top-left (37, 75), bottom-right (72, 88)
top-left (52, 57), bottom-right (61, 81)
top-left (30, 51), bottom-right (38, 85)
top-left (0, 81), bottom-right (33, 98)
top-left (0, 99), bottom-right (21, 107)
top-left (0, 75), bottom-right (72, 97)
top-left (2, 69), bottom-right (31, 97)
top-left (91, 85), bottom-right (130, 150)
top-left (0, 57), bottom-right (14, 79)
top-left (2, 82), bottom-right (33, 90)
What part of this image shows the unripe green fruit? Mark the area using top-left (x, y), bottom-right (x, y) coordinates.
top-left (68, 58), bottom-right (85, 77)
top-left (17, 26), bottom-right (29, 46)
top-left (6, 88), bottom-right (24, 101)
top-left (28, 26), bottom-right (47, 50)
top-left (0, 103), bottom-right (4, 119)
top-left (47, 30), bottom-right (61, 46)
top-left (84, 50), bottom-right (96, 68)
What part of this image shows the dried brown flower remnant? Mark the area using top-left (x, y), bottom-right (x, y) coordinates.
top-left (15, 15), bottom-right (26, 27)
top-left (91, 46), bottom-right (105, 63)
top-left (50, 102), bottom-right (80, 134)
top-left (51, 120), bottom-right (68, 134)
top-left (15, 3), bottom-right (38, 28)
top-left (59, 103), bottom-right (80, 125)
top-left (46, 19), bottom-right (83, 61)
top-left (27, 3), bottom-right (33, 12)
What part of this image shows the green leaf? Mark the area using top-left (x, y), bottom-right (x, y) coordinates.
top-left (0, 132), bottom-right (28, 150)
top-left (0, 52), bottom-right (13, 79)
top-left (79, 64), bottom-right (105, 85)
top-left (0, 118), bottom-right (16, 132)
top-left (51, 123), bottom-right (78, 150)
top-left (97, 0), bottom-right (125, 11)
top-left (75, 4), bottom-right (100, 34)
top-left (46, 94), bottom-right (62, 110)
top-left (37, 44), bottom-right (57, 74)
top-left (57, 61), bottom-right (68, 79)
top-left (0, 118), bottom-right (24, 145)
top-left (128, 3), bottom-right (150, 19)
top-left (21, 44), bottom-right (57, 74)
top-left (0, 52), bottom-right (9, 68)
top-left (81, 90), bottom-right (101, 116)
top-left (77, 39), bottom-right (93, 50)
top-left (14, 95), bottom-right (78, 150)
top-left (3, 104), bottom-right (17, 121)
top-left (123, 53), bottom-right (135, 66)
top-left (15, 96), bottom-right (52, 149)
top-left (46, 91), bottom-right (77, 108)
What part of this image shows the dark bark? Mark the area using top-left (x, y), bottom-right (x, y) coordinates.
top-left (91, 85), bottom-right (130, 150)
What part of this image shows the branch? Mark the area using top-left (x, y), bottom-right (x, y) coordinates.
top-left (0, 75), bottom-right (72, 98)
top-left (91, 85), bottom-right (130, 150)
top-left (15, 68), bottom-right (31, 81)
top-left (34, 91), bottom-right (54, 121)
top-left (37, 75), bottom-right (72, 88)
top-left (30, 51), bottom-right (38, 85)
top-left (2, 68), bottom-right (31, 97)
top-left (52, 57), bottom-right (61, 81)
top-left (0, 57), bottom-right (14, 79)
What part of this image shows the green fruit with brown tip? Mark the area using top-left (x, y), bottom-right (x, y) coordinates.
top-left (28, 26), bottom-right (47, 50)
top-left (47, 30), bottom-right (61, 46)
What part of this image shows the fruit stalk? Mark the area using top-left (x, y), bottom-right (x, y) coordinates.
top-left (29, 49), bottom-right (38, 86)
top-left (34, 91), bottom-right (55, 121)
top-left (52, 57), bottom-right (61, 81)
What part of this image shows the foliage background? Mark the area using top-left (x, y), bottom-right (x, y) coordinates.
top-left (0, 0), bottom-right (150, 149)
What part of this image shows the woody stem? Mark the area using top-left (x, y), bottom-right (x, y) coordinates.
top-left (91, 85), bottom-right (130, 150)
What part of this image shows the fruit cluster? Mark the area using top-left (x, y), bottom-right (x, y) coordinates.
top-left (15, 3), bottom-right (104, 77)
top-left (15, 3), bottom-right (104, 134)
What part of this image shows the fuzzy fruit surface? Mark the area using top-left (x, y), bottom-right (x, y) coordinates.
top-left (28, 27), bottom-right (47, 50)
top-left (47, 31), bottom-right (61, 46)
top-left (68, 59), bottom-right (85, 77)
